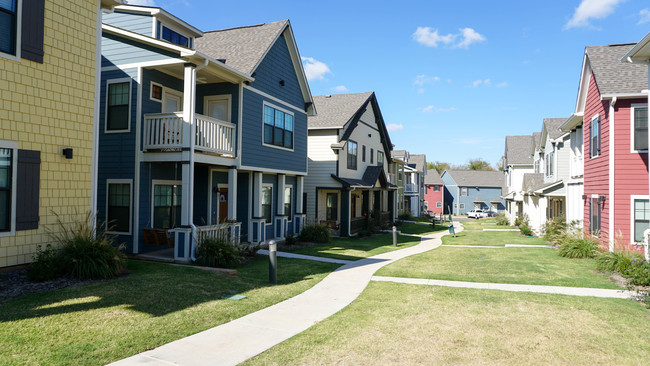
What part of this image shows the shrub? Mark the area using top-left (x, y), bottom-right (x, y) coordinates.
top-left (195, 237), bottom-right (242, 268)
top-left (625, 260), bottom-right (650, 286)
top-left (542, 216), bottom-right (567, 244)
top-left (495, 213), bottom-right (509, 226)
top-left (357, 229), bottom-right (373, 237)
top-left (298, 224), bottom-right (331, 243)
top-left (596, 251), bottom-right (644, 273)
top-left (28, 213), bottom-right (126, 281)
top-left (398, 212), bottom-right (413, 221)
top-left (285, 234), bottom-right (297, 246)
top-left (558, 235), bottom-right (599, 258)
top-left (514, 216), bottom-right (523, 227)
top-left (518, 215), bottom-right (532, 236)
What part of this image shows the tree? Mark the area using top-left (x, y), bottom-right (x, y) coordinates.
top-left (427, 161), bottom-right (450, 174)
top-left (467, 159), bottom-right (495, 171)
top-left (496, 155), bottom-right (505, 171)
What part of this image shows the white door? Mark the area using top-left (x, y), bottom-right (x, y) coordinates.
top-left (204, 96), bottom-right (230, 122)
top-left (163, 89), bottom-right (182, 113)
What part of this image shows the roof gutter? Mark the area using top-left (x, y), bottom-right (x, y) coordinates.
top-left (560, 112), bottom-right (583, 131)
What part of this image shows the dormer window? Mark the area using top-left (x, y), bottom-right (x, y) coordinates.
top-left (161, 25), bottom-right (190, 47)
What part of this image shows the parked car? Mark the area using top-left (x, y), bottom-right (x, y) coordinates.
top-left (467, 209), bottom-right (488, 219)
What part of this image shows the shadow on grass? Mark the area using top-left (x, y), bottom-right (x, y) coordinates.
top-left (399, 222), bottom-right (450, 235)
top-left (0, 256), bottom-right (339, 323)
top-left (287, 234), bottom-right (421, 261)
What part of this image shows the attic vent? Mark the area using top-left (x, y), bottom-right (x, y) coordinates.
top-left (325, 95), bottom-right (332, 98)
top-left (216, 59), bottom-right (226, 63)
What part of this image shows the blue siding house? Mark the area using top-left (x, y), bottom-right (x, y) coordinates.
top-left (441, 170), bottom-right (505, 215)
top-left (98, 5), bottom-right (314, 261)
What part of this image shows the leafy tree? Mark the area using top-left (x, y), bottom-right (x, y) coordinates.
top-left (427, 161), bottom-right (450, 174)
top-left (496, 155), bottom-right (505, 171)
top-left (467, 159), bottom-right (495, 171)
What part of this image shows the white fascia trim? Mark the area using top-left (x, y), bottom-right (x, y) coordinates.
top-left (239, 165), bottom-right (306, 176)
top-left (101, 58), bottom-right (186, 72)
top-left (132, 68), bottom-right (144, 253)
top-left (551, 132), bottom-right (570, 144)
top-left (243, 85), bottom-right (307, 115)
top-left (601, 93), bottom-right (648, 99)
top-left (103, 23), bottom-right (189, 53)
top-left (560, 112), bottom-right (584, 131)
top-left (575, 56), bottom-right (591, 115)
top-left (609, 98), bottom-right (616, 248)
top-left (308, 126), bottom-right (344, 131)
top-left (534, 180), bottom-right (564, 195)
top-left (113, 5), bottom-right (202, 36)
top-left (623, 32), bottom-right (650, 62)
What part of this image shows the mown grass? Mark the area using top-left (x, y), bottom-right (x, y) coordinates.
top-left (398, 222), bottom-right (450, 235)
top-left (246, 282), bottom-right (650, 366)
top-left (442, 229), bottom-right (549, 246)
top-left (377, 246), bottom-right (619, 289)
top-left (289, 234), bottom-right (421, 261)
top-left (0, 258), bottom-right (339, 366)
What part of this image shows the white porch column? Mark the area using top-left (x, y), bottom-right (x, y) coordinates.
top-left (228, 168), bottom-right (237, 220)
top-left (296, 176), bottom-right (304, 214)
top-left (277, 174), bottom-right (286, 215)
top-left (253, 172), bottom-right (263, 218)
top-left (181, 63), bottom-right (196, 227)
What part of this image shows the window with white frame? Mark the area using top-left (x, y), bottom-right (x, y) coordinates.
top-left (262, 185), bottom-right (272, 223)
top-left (153, 183), bottom-right (182, 229)
top-left (347, 141), bottom-right (357, 170)
top-left (150, 82), bottom-right (163, 102)
top-left (362, 145), bottom-right (366, 162)
top-left (632, 105), bottom-right (648, 151)
top-left (378, 151), bottom-right (384, 165)
top-left (106, 80), bottom-right (130, 132)
top-left (284, 186), bottom-right (292, 218)
top-left (0, 0), bottom-right (19, 58)
top-left (590, 115), bottom-right (600, 158)
top-left (436, 202), bottom-right (442, 208)
top-left (161, 25), bottom-right (189, 47)
top-left (107, 180), bottom-right (132, 234)
top-left (459, 203), bottom-right (465, 209)
top-left (633, 198), bottom-right (649, 242)
top-left (545, 151), bottom-right (554, 177)
top-left (460, 187), bottom-right (468, 196)
top-left (326, 193), bottom-right (338, 221)
top-left (434, 185), bottom-right (440, 191)
top-left (263, 104), bottom-right (293, 149)
top-left (0, 145), bottom-right (15, 233)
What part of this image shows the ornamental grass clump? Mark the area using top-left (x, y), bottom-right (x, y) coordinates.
top-left (557, 234), bottom-right (599, 259)
top-left (596, 250), bottom-right (644, 274)
top-left (542, 216), bottom-right (567, 244)
top-left (28, 212), bottom-right (126, 281)
top-left (495, 213), bottom-right (509, 226)
top-left (518, 215), bottom-right (533, 236)
top-left (194, 237), bottom-right (242, 268)
top-left (298, 224), bottom-right (331, 243)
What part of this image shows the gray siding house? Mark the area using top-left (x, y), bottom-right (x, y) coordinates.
top-left (441, 170), bottom-right (505, 215)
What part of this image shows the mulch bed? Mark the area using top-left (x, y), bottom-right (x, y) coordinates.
top-left (0, 269), bottom-right (95, 302)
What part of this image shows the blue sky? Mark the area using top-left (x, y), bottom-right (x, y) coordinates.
top-left (129, 0), bottom-right (650, 167)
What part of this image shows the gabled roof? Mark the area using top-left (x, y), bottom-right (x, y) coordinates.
top-left (410, 154), bottom-right (427, 174)
top-left (504, 135), bottom-right (533, 166)
top-left (113, 4), bottom-right (202, 37)
top-left (541, 118), bottom-right (568, 144)
top-left (424, 170), bottom-right (443, 185)
top-left (585, 44), bottom-right (647, 96)
top-left (331, 166), bottom-right (395, 189)
top-left (443, 170), bottom-right (504, 188)
top-left (623, 32), bottom-right (650, 63)
top-left (309, 92), bottom-right (374, 129)
top-left (310, 92), bottom-right (393, 154)
top-left (522, 173), bottom-right (544, 192)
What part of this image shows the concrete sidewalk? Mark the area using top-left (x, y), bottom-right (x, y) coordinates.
top-left (109, 225), bottom-right (460, 366)
top-left (256, 249), bottom-right (352, 264)
top-left (371, 276), bottom-right (635, 299)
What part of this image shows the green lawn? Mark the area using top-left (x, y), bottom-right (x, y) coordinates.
top-left (398, 222), bottom-right (450, 235)
top-left (442, 228), bottom-right (548, 246)
top-left (377, 246), bottom-right (619, 289)
top-left (246, 282), bottom-right (650, 366)
top-left (288, 234), bottom-right (421, 261)
top-left (0, 258), bottom-right (339, 366)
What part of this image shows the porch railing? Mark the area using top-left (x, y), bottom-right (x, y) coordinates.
top-left (143, 112), bottom-right (236, 156)
top-left (195, 222), bottom-right (241, 246)
top-left (405, 183), bottom-right (417, 193)
top-left (350, 217), bottom-right (366, 233)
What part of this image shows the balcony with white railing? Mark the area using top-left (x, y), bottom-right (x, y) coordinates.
top-left (405, 183), bottom-right (418, 193)
top-left (143, 112), bottom-right (236, 157)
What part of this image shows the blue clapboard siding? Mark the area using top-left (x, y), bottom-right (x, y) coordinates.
top-left (103, 11), bottom-right (154, 37)
top-left (237, 172), bottom-right (249, 239)
top-left (240, 89), bottom-right (307, 173)
top-left (102, 32), bottom-right (179, 68)
top-left (249, 33), bottom-right (305, 110)
top-left (141, 68), bottom-right (183, 116)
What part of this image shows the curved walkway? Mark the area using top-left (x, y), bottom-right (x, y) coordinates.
top-left (109, 225), bottom-right (458, 366)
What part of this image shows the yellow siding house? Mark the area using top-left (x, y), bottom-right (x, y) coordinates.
top-left (0, 0), bottom-right (120, 268)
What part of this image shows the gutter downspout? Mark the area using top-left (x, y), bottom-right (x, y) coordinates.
top-left (608, 96), bottom-right (617, 251)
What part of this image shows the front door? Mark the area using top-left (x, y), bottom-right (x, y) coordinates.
top-left (163, 89), bottom-right (182, 113)
top-left (205, 96), bottom-right (230, 121)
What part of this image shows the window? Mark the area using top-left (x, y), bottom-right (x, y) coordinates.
top-left (0, 0), bottom-right (18, 57)
top-left (0, 147), bottom-right (14, 232)
top-left (150, 82), bottom-right (162, 101)
top-left (460, 187), bottom-right (468, 196)
top-left (545, 151), bottom-right (554, 177)
top-left (633, 105), bottom-right (648, 151)
top-left (370, 148), bottom-right (374, 164)
top-left (434, 185), bottom-right (440, 191)
top-left (398, 166), bottom-right (403, 180)
top-left (378, 151), bottom-right (384, 165)
top-left (459, 203), bottom-right (465, 209)
top-left (347, 141), bottom-right (357, 170)
top-left (153, 183), bottom-right (181, 229)
top-left (590, 115), bottom-right (600, 158)
top-left (326, 193), bottom-right (338, 221)
top-left (263, 104), bottom-right (293, 149)
top-left (161, 25), bottom-right (189, 47)
top-left (633, 198), bottom-right (649, 242)
top-left (436, 202), bottom-right (442, 208)
top-left (590, 197), bottom-right (601, 235)
top-left (106, 80), bottom-right (130, 131)
top-left (262, 185), bottom-right (272, 223)
top-left (284, 187), bottom-right (292, 218)
top-left (107, 181), bottom-right (131, 234)
top-left (362, 145), bottom-right (366, 162)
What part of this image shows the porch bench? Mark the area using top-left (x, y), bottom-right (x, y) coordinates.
top-left (142, 228), bottom-right (173, 248)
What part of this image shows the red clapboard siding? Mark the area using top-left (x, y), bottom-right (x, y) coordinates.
top-left (424, 184), bottom-right (444, 214)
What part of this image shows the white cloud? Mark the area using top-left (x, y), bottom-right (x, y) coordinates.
top-left (472, 78), bottom-right (491, 87)
top-left (414, 74), bottom-right (440, 86)
top-left (639, 8), bottom-right (650, 24)
top-left (413, 27), bottom-right (485, 49)
top-left (417, 88), bottom-right (425, 94)
top-left (301, 57), bottom-right (331, 81)
top-left (565, 0), bottom-right (623, 29)
top-left (412, 27), bottom-right (456, 47)
top-left (422, 105), bottom-right (435, 113)
top-left (127, 0), bottom-right (157, 5)
top-left (386, 123), bottom-right (404, 132)
top-left (421, 105), bottom-right (456, 113)
top-left (496, 81), bottom-right (509, 87)
top-left (332, 85), bottom-right (348, 92)
top-left (455, 28), bottom-right (486, 49)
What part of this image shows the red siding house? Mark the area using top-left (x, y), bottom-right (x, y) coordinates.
top-left (424, 170), bottom-right (444, 214)
top-left (576, 43), bottom-right (648, 251)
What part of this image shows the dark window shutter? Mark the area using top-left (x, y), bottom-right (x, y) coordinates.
top-left (16, 149), bottom-right (40, 231)
top-left (21, 0), bottom-right (45, 63)
top-left (597, 117), bottom-right (601, 155)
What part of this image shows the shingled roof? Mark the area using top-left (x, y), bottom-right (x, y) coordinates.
top-left (445, 170), bottom-right (504, 188)
top-left (532, 132), bottom-right (542, 152)
top-left (543, 118), bottom-right (568, 141)
top-left (409, 154), bottom-right (427, 173)
top-left (586, 43), bottom-right (648, 95)
top-left (309, 92), bottom-right (374, 129)
top-left (424, 170), bottom-right (443, 185)
top-left (522, 173), bottom-right (545, 192)
top-left (504, 135), bottom-right (533, 166)
top-left (196, 20), bottom-right (288, 75)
